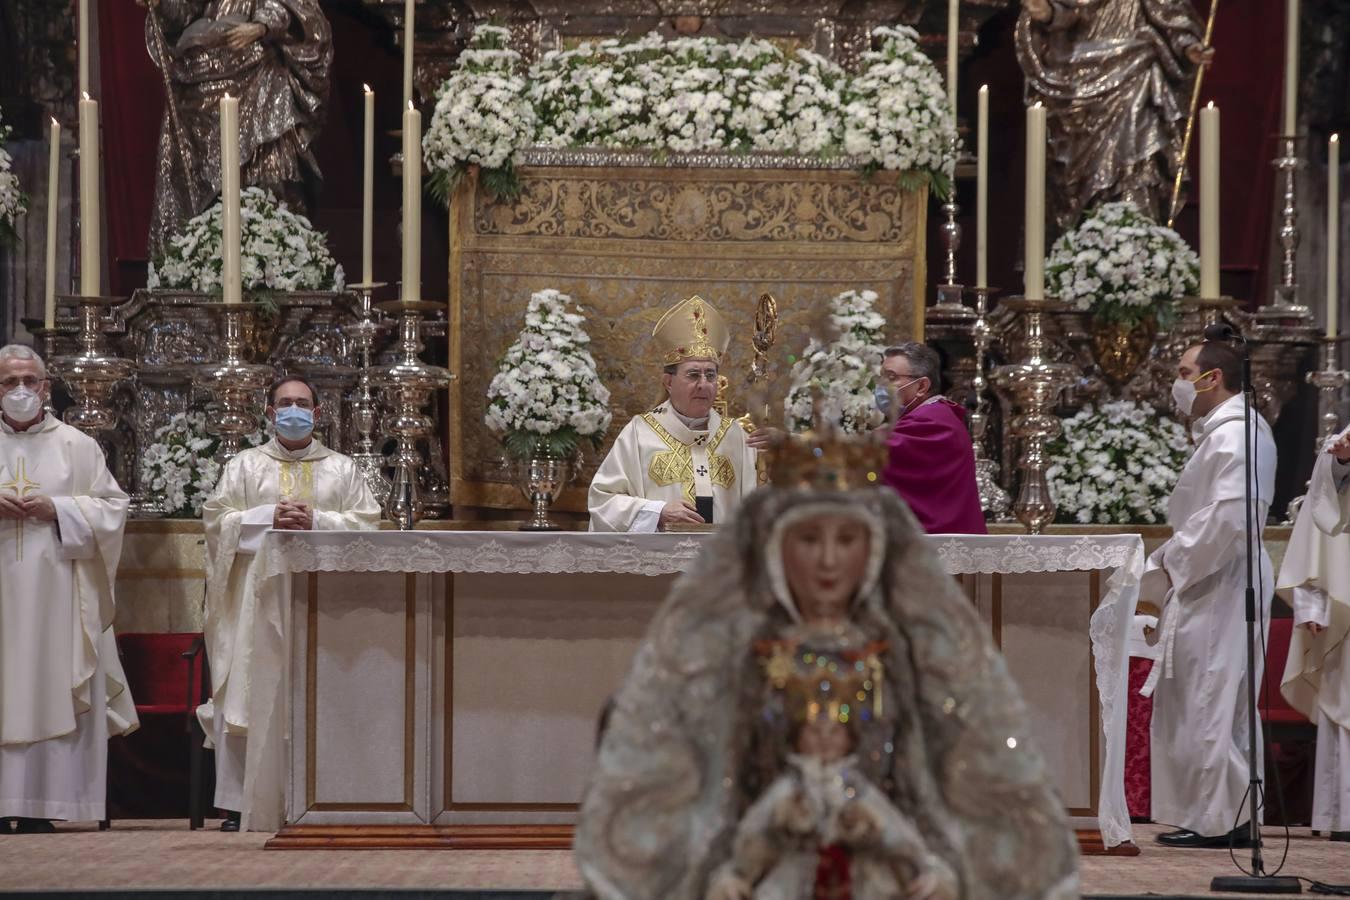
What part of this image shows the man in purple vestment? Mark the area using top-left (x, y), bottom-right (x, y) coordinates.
top-left (877, 342), bottom-right (987, 534)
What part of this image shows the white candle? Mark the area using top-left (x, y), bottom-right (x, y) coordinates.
top-left (78, 93), bottom-right (100, 297)
top-left (402, 102), bottom-right (422, 303)
top-left (946, 0), bottom-right (959, 113)
top-left (976, 85), bottom-right (988, 289)
top-left (220, 94), bottom-right (242, 304)
top-left (403, 0), bottom-right (415, 109)
top-left (79, 0), bottom-right (90, 98)
top-left (1284, 0), bottom-right (1299, 135)
top-left (1199, 103), bottom-right (1221, 298)
top-left (362, 84), bottom-right (375, 285)
top-left (45, 118), bottom-right (60, 328)
top-left (1024, 103), bottom-right (1046, 300)
top-left (1329, 134), bottom-right (1340, 338)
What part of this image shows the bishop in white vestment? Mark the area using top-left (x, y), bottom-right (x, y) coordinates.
top-left (201, 376), bottom-right (379, 830)
top-left (1277, 426), bottom-right (1350, 839)
top-left (1143, 341), bottom-right (1277, 846)
top-left (589, 296), bottom-right (762, 532)
top-left (0, 345), bottom-right (137, 830)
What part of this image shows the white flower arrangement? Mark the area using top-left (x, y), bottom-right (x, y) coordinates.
top-left (424, 26), bottom-right (955, 198)
top-left (484, 289), bottom-right (613, 459)
top-left (139, 411), bottom-right (265, 518)
top-left (1046, 202), bottom-right (1198, 328)
top-left (1046, 400), bottom-right (1191, 525)
top-left (785, 289), bottom-right (888, 434)
top-left (0, 109), bottom-right (26, 242)
top-left (147, 186), bottom-right (345, 295)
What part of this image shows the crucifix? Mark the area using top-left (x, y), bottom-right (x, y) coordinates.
top-left (0, 458), bottom-right (40, 562)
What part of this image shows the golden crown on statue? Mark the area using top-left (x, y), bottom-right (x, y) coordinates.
top-left (765, 427), bottom-right (891, 491)
top-left (760, 641), bottom-right (888, 725)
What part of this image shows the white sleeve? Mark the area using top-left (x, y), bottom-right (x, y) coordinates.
top-left (630, 500), bottom-right (665, 533)
top-left (52, 495), bottom-right (96, 560)
top-left (1334, 457), bottom-right (1350, 491)
top-left (237, 504), bottom-right (276, 554)
top-left (1291, 585), bottom-right (1331, 629)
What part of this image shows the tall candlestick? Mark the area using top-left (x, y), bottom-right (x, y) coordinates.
top-left (403, 0), bottom-right (415, 108)
top-left (976, 85), bottom-right (989, 289)
top-left (78, 93), bottom-right (100, 297)
top-left (220, 94), bottom-right (242, 304)
top-left (79, 0), bottom-right (90, 97)
top-left (402, 103), bottom-right (422, 303)
top-left (946, 0), bottom-right (959, 113)
top-left (1199, 102), bottom-right (1221, 298)
top-left (45, 119), bottom-right (60, 328)
top-left (1024, 103), bottom-right (1046, 300)
top-left (1330, 134), bottom-right (1340, 338)
top-left (1284, 0), bottom-right (1299, 135)
top-left (362, 84), bottom-right (375, 285)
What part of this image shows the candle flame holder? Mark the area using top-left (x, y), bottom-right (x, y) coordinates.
top-left (193, 303), bottom-right (275, 464)
top-left (48, 295), bottom-right (136, 436)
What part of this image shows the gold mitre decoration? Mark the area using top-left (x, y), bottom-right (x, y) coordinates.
top-left (652, 295), bottom-right (731, 367)
top-left (765, 425), bottom-right (890, 491)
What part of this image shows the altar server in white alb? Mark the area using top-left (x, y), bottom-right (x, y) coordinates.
top-left (0, 344), bottom-right (138, 833)
top-left (1277, 425), bottom-right (1350, 841)
top-left (202, 375), bottom-right (379, 831)
top-left (588, 296), bottom-right (764, 532)
top-left (1142, 339), bottom-right (1277, 849)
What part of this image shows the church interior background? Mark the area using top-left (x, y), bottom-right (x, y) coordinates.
top-left (0, 0), bottom-right (1349, 895)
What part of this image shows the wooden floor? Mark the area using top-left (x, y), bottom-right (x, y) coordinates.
top-left (0, 820), bottom-right (1345, 896)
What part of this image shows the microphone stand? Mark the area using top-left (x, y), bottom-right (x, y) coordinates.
top-left (1211, 342), bottom-right (1300, 894)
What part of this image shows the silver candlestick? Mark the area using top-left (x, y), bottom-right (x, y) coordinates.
top-left (969, 286), bottom-right (1011, 520)
top-left (370, 300), bottom-right (454, 530)
top-left (1308, 336), bottom-right (1349, 448)
top-left (932, 134), bottom-right (972, 317)
top-left (1269, 135), bottom-right (1311, 315)
top-left (49, 295), bottom-right (136, 435)
top-left (194, 304), bottom-right (275, 464)
top-left (991, 297), bottom-right (1076, 534)
top-left (344, 283), bottom-right (393, 507)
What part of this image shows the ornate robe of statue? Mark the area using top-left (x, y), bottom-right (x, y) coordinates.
top-left (1015, 0), bottom-right (1206, 230)
top-left (0, 415), bottom-right (137, 822)
top-left (201, 437), bottom-right (378, 826)
top-left (1277, 427), bottom-right (1350, 834)
top-left (575, 485), bottom-right (1079, 899)
top-left (145, 0), bottom-right (332, 256)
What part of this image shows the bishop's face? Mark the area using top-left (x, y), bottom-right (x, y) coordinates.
top-left (780, 514), bottom-right (872, 624)
top-left (662, 358), bottom-right (718, 420)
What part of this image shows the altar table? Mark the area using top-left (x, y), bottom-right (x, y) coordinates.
top-left (250, 530), bottom-right (1144, 851)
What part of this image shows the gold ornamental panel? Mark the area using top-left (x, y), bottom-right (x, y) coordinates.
top-left (449, 164), bottom-right (927, 512)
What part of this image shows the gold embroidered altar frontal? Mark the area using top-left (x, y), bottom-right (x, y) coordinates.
top-left (448, 162), bottom-right (927, 511)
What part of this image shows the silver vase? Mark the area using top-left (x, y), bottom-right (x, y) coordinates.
top-left (514, 454), bottom-right (574, 531)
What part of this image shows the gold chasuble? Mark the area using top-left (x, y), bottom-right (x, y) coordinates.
top-left (589, 404), bottom-right (759, 532)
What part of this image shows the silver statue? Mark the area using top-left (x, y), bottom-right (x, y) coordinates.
top-left (1016, 0), bottom-right (1212, 232)
top-left (138, 0), bottom-right (333, 257)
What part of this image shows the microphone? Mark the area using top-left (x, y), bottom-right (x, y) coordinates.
top-left (1202, 322), bottom-right (1245, 343)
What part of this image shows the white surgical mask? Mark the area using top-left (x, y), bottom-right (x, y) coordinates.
top-left (1171, 368), bottom-right (1219, 417)
top-left (1, 386), bottom-right (42, 423)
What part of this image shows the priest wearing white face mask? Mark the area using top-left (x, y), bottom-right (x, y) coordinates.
top-left (1143, 339), bottom-right (1277, 849)
top-left (1276, 425), bottom-right (1350, 842)
top-left (200, 375), bottom-right (379, 831)
top-left (0, 344), bottom-right (137, 834)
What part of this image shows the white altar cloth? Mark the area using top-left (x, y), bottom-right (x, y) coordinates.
top-left (252, 530), bottom-right (1143, 847)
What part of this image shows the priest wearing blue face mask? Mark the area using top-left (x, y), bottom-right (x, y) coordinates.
top-left (200, 375), bottom-right (379, 831)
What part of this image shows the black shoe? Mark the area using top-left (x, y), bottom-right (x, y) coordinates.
top-left (14, 818), bottom-right (55, 834)
top-left (219, 811), bottom-right (241, 832)
top-left (1156, 824), bottom-right (1254, 849)
top-left (0, 820), bottom-right (12, 835)
top-left (1331, 831), bottom-right (1350, 842)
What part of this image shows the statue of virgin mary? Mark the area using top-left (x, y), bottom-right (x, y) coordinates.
top-left (574, 436), bottom-right (1080, 899)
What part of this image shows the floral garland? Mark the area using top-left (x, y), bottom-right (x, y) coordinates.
top-left (1045, 400), bottom-right (1191, 525)
top-left (0, 109), bottom-right (26, 242)
top-left (1045, 202), bottom-right (1198, 328)
top-left (784, 289), bottom-right (888, 434)
top-left (425, 25), bottom-right (955, 199)
top-left (484, 288), bottom-right (613, 459)
top-left (147, 187), bottom-right (344, 296)
top-left (139, 411), bottom-right (266, 518)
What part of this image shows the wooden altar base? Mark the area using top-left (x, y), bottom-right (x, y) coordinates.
top-left (265, 824), bottom-right (1137, 856)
